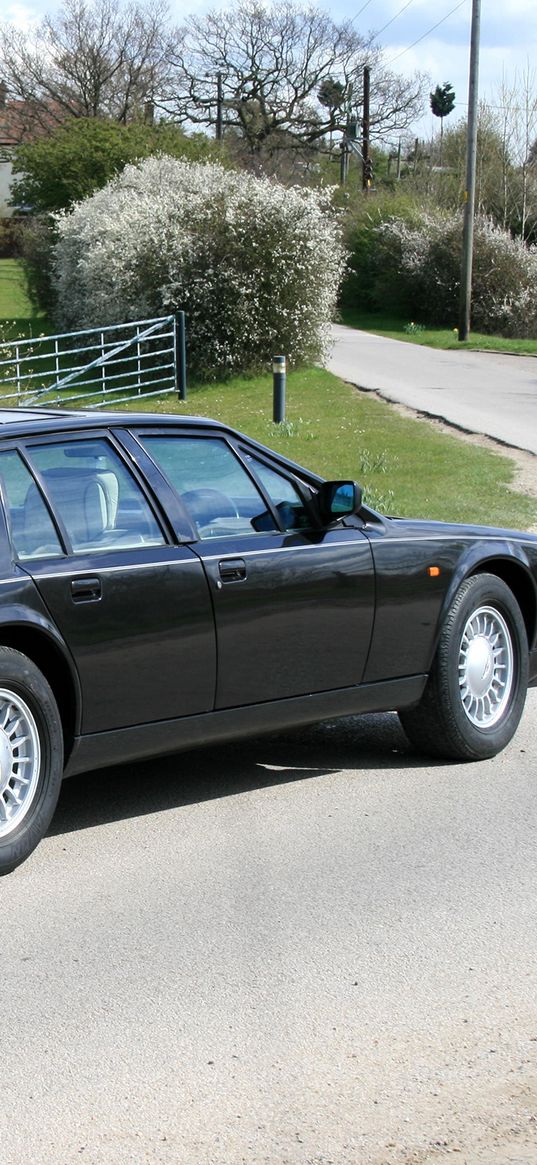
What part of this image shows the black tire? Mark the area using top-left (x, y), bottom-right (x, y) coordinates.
top-left (0, 647), bottom-right (63, 876)
top-left (399, 573), bottom-right (529, 761)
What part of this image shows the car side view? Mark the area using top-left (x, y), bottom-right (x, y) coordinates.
top-left (0, 407), bottom-right (535, 874)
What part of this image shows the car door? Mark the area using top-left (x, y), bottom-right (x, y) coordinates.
top-left (134, 430), bottom-right (375, 710)
top-left (0, 437), bottom-right (216, 734)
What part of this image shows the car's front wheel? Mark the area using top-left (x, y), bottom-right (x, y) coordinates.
top-left (399, 573), bottom-right (529, 761)
top-left (0, 648), bottom-right (63, 875)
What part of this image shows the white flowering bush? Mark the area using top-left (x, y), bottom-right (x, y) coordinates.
top-left (52, 157), bottom-right (344, 378)
top-left (373, 211), bottom-right (537, 336)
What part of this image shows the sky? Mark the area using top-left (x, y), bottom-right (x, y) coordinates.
top-left (325, 0), bottom-right (537, 141)
top-left (3, 0), bottom-right (537, 143)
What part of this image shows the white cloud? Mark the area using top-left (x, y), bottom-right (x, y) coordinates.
top-left (2, 1), bottom-right (42, 29)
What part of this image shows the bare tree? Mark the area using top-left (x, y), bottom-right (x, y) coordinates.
top-left (163, 0), bottom-right (426, 164)
top-left (496, 64), bottom-right (537, 239)
top-left (0, 0), bottom-right (175, 127)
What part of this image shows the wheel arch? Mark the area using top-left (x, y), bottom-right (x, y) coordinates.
top-left (441, 547), bottom-right (537, 653)
top-left (471, 558), bottom-right (536, 648)
top-left (400, 569), bottom-right (530, 761)
top-left (0, 621), bottom-right (80, 766)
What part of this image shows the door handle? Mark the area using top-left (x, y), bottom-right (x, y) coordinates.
top-left (71, 576), bottom-right (102, 602)
top-left (218, 558), bottom-right (247, 583)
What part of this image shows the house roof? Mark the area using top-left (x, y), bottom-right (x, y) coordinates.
top-left (0, 92), bottom-right (66, 149)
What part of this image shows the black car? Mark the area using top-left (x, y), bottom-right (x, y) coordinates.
top-left (0, 407), bottom-right (535, 874)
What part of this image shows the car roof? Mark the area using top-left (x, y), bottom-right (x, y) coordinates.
top-left (0, 407), bottom-right (324, 485)
top-left (0, 408), bottom-right (76, 423)
top-left (0, 407), bottom-right (227, 439)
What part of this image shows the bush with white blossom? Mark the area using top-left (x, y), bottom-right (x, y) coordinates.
top-left (371, 210), bottom-right (537, 337)
top-left (52, 157), bottom-right (344, 378)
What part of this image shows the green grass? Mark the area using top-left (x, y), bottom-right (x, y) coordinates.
top-left (110, 368), bottom-right (535, 530)
top-left (0, 258), bottom-right (533, 529)
top-left (340, 307), bottom-right (537, 355)
top-left (0, 259), bottom-right (48, 338)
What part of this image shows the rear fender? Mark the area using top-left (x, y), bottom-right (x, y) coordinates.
top-left (0, 600), bottom-right (82, 751)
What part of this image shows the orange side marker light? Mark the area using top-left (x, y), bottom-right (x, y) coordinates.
top-left (428, 566), bottom-right (441, 577)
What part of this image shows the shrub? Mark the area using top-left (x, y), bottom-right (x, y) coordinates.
top-left (470, 219), bottom-right (537, 336)
top-left (375, 210), bottom-right (459, 322)
top-left (0, 218), bottom-right (25, 258)
top-left (343, 201), bottom-right (537, 337)
top-left (20, 215), bottom-right (58, 311)
top-left (379, 212), bottom-right (537, 335)
top-left (52, 157), bottom-right (345, 379)
top-left (339, 192), bottom-right (433, 316)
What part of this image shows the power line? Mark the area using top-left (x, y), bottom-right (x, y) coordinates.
top-left (386, 0), bottom-right (468, 65)
top-left (448, 98), bottom-right (537, 113)
top-left (348, 0), bottom-right (376, 26)
top-left (373, 0), bottom-right (417, 40)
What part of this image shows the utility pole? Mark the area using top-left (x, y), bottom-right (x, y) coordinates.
top-left (458, 0), bottom-right (481, 341)
top-left (362, 65), bottom-right (370, 192)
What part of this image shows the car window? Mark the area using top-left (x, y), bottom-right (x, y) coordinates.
top-left (25, 439), bottom-right (165, 555)
top-left (140, 435), bottom-right (278, 539)
top-left (0, 449), bottom-right (63, 560)
top-left (244, 455), bottom-right (312, 531)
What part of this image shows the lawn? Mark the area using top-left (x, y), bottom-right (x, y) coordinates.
top-left (340, 307), bottom-right (537, 356)
top-left (110, 367), bottom-right (535, 530)
top-left (0, 259), bottom-right (48, 338)
top-left (0, 258), bottom-right (533, 530)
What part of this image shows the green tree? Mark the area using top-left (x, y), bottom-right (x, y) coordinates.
top-left (318, 78), bottom-right (346, 112)
top-left (10, 118), bottom-right (220, 213)
top-left (430, 82), bottom-right (456, 163)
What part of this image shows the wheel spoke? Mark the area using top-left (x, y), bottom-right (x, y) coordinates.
top-left (458, 604), bottom-right (514, 729)
top-left (0, 688), bottom-right (41, 838)
top-left (0, 704), bottom-right (12, 732)
top-left (12, 735), bottom-right (31, 749)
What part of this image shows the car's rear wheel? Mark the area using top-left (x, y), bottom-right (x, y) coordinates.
top-left (0, 648), bottom-right (63, 876)
top-left (399, 573), bottom-right (529, 760)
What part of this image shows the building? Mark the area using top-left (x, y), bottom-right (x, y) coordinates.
top-left (0, 82), bottom-right (62, 216)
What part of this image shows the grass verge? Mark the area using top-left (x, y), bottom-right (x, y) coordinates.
top-left (339, 307), bottom-right (537, 355)
top-left (111, 368), bottom-right (534, 530)
top-left (0, 259), bottom-right (533, 529)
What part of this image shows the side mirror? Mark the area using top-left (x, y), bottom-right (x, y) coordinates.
top-left (316, 480), bottom-right (362, 525)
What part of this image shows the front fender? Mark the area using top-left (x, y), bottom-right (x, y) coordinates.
top-left (437, 539), bottom-right (537, 651)
top-left (364, 526), bottom-right (537, 685)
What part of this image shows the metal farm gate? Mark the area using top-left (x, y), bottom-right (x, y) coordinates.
top-left (0, 313), bottom-right (186, 409)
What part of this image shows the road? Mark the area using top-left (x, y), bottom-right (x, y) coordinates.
top-left (2, 699), bottom-right (537, 1165)
top-left (327, 325), bottom-right (537, 456)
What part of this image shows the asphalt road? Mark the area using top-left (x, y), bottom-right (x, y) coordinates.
top-left (2, 698), bottom-right (537, 1165)
top-left (327, 325), bottom-right (537, 456)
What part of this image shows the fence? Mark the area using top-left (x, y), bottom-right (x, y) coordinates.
top-left (0, 313), bottom-right (186, 408)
